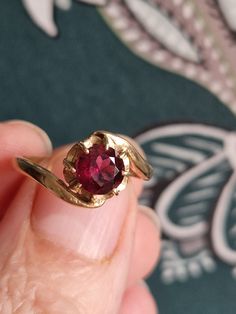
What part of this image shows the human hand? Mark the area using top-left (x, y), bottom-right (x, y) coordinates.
top-left (0, 120), bottom-right (161, 314)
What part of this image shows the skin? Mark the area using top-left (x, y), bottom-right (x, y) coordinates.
top-left (0, 120), bottom-right (161, 314)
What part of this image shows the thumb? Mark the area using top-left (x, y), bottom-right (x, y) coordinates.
top-left (31, 146), bottom-right (139, 313)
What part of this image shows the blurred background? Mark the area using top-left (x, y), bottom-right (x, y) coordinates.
top-left (1, 0), bottom-right (236, 313)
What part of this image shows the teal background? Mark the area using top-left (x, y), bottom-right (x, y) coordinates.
top-left (1, 0), bottom-right (236, 313)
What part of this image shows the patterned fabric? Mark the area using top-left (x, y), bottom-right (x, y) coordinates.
top-left (136, 124), bottom-right (236, 279)
top-left (1, 0), bottom-right (236, 313)
top-left (23, 0), bottom-right (236, 111)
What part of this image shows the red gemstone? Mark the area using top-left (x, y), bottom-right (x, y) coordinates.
top-left (75, 144), bottom-right (125, 194)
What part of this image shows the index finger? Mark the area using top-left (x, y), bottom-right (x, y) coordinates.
top-left (0, 120), bottom-right (52, 219)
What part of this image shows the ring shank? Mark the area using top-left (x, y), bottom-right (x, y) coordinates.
top-left (15, 157), bottom-right (106, 208)
top-left (15, 131), bottom-right (153, 208)
top-left (128, 145), bottom-right (153, 180)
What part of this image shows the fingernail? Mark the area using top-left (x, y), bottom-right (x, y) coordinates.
top-left (5, 120), bottom-right (52, 154)
top-left (32, 149), bottom-right (136, 260)
top-left (138, 205), bottom-right (161, 233)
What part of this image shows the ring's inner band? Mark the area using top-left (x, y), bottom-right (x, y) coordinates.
top-left (15, 132), bottom-right (153, 208)
top-left (127, 146), bottom-right (152, 180)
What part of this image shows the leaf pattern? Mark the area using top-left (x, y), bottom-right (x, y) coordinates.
top-left (123, 0), bottom-right (199, 62)
top-left (22, 0), bottom-right (105, 37)
top-left (212, 172), bottom-right (236, 266)
top-left (22, 0), bottom-right (60, 36)
top-left (100, 0), bottom-right (236, 111)
top-left (218, 0), bottom-right (236, 31)
top-left (21, 0), bottom-right (236, 111)
top-left (157, 153), bottom-right (231, 240)
top-left (135, 123), bottom-right (236, 283)
top-left (136, 123), bottom-right (226, 206)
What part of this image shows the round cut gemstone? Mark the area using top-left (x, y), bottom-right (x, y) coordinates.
top-left (75, 144), bottom-right (125, 194)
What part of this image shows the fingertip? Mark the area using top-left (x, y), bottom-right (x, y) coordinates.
top-left (128, 206), bottom-right (161, 285)
top-left (0, 120), bottom-right (53, 220)
top-left (0, 120), bottom-right (52, 159)
top-left (120, 281), bottom-right (158, 314)
top-left (139, 206), bottom-right (161, 233)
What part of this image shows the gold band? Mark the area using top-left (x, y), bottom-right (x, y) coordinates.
top-left (15, 131), bottom-right (152, 208)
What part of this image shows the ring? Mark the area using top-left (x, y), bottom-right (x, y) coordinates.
top-left (15, 131), bottom-right (153, 208)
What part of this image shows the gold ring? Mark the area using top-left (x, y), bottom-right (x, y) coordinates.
top-left (15, 131), bottom-right (153, 208)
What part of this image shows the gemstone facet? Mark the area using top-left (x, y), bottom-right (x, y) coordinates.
top-left (75, 144), bottom-right (125, 194)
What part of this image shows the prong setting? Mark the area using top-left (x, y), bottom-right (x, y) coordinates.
top-left (62, 131), bottom-right (131, 207)
top-left (63, 159), bottom-right (76, 173)
top-left (78, 141), bottom-right (89, 154)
